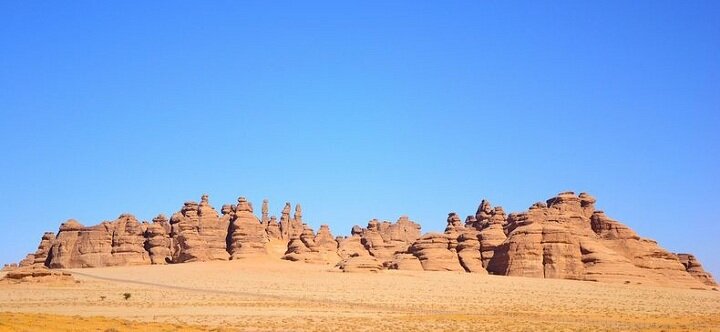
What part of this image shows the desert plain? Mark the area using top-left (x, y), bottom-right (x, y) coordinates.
top-left (1, 257), bottom-right (719, 332)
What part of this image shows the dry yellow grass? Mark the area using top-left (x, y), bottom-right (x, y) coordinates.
top-left (1, 258), bottom-right (719, 331)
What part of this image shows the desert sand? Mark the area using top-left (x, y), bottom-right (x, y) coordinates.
top-left (1, 257), bottom-right (719, 331)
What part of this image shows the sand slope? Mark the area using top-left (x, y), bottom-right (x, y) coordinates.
top-left (1, 257), bottom-right (719, 331)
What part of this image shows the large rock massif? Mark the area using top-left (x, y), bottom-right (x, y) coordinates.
top-left (15, 192), bottom-right (717, 289)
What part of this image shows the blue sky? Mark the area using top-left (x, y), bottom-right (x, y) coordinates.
top-left (1, 1), bottom-right (718, 276)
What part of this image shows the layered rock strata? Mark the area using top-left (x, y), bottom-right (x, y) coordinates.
top-left (15, 192), bottom-right (715, 289)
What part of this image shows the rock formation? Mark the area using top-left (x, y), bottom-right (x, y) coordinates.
top-left (169, 195), bottom-right (229, 263)
top-left (46, 215), bottom-right (151, 268)
top-left (13, 191), bottom-right (716, 289)
top-left (484, 192), bottom-right (711, 288)
top-left (1, 265), bottom-right (74, 284)
top-left (265, 216), bottom-right (282, 240)
top-left (227, 197), bottom-right (268, 258)
top-left (2, 263), bottom-right (18, 271)
top-left (283, 224), bottom-right (340, 264)
top-left (279, 203), bottom-right (303, 240)
top-left (351, 216), bottom-right (422, 266)
top-left (336, 254), bottom-right (383, 272)
top-left (144, 215), bottom-right (172, 264)
top-left (30, 232), bottom-right (56, 266)
top-left (677, 253), bottom-right (717, 286)
top-left (409, 233), bottom-right (465, 272)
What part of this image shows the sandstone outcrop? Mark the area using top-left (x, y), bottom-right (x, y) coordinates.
top-left (1, 266), bottom-right (74, 284)
top-left (352, 216), bottom-right (422, 265)
top-left (283, 224), bottom-right (340, 264)
top-left (169, 195), bottom-right (229, 263)
top-left (336, 254), bottom-right (383, 272)
top-left (279, 203), bottom-right (303, 240)
top-left (12, 191), bottom-right (714, 289)
top-left (484, 192), bottom-right (709, 288)
top-left (144, 215), bottom-right (172, 264)
top-left (31, 232), bottom-right (56, 266)
top-left (336, 235), bottom-right (369, 259)
top-left (409, 233), bottom-right (465, 272)
top-left (228, 197), bottom-right (268, 258)
top-left (18, 254), bottom-right (35, 267)
top-left (265, 216), bottom-right (282, 240)
top-left (387, 253), bottom-right (423, 270)
top-left (46, 215), bottom-right (151, 268)
top-left (676, 253), bottom-right (717, 286)
top-left (2, 263), bottom-right (18, 271)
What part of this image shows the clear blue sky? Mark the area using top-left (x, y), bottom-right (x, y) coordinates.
top-left (1, 1), bottom-right (718, 276)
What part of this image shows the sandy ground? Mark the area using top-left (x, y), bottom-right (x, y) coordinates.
top-left (1, 258), bottom-right (719, 331)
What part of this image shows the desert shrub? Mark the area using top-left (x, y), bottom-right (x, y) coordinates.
top-left (123, 293), bottom-right (131, 300)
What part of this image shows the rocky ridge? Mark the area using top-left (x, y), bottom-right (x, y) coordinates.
top-left (12, 192), bottom-right (716, 289)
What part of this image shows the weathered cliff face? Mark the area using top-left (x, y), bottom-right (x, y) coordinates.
top-left (46, 215), bottom-right (151, 268)
top-left (484, 192), bottom-right (709, 288)
top-left (19, 191), bottom-right (715, 289)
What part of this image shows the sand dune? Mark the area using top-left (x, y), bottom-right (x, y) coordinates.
top-left (1, 257), bottom-right (719, 331)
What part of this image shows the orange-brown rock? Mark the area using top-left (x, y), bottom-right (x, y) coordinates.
top-left (314, 225), bottom-right (339, 252)
top-left (169, 195), bottom-right (229, 263)
top-left (283, 224), bottom-right (340, 264)
top-left (2, 263), bottom-right (18, 271)
top-left (261, 199), bottom-right (270, 224)
top-left (197, 195), bottom-right (230, 260)
top-left (279, 203), bottom-right (303, 240)
top-left (676, 253), bottom-right (717, 286)
top-left (265, 216), bottom-right (282, 240)
top-left (456, 231), bottom-right (486, 273)
top-left (336, 235), bottom-right (369, 259)
top-left (335, 254), bottom-right (383, 273)
top-left (409, 233), bottom-right (464, 271)
top-left (144, 215), bottom-right (172, 264)
top-left (14, 191), bottom-right (713, 290)
top-left (30, 232), bottom-right (56, 266)
top-left (18, 254), bottom-right (34, 267)
top-left (387, 253), bottom-right (423, 270)
top-left (1, 265), bottom-right (74, 284)
top-left (46, 215), bottom-right (151, 268)
top-left (228, 197), bottom-right (268, 258)
top-left (476, 204), bottom-right (507, 268)
top-left (444, 213), bottom-right (465, 233)
top-left (355, 216), bottom-right (422, 265)
top-left (485, 192), bottom-right (710, 288)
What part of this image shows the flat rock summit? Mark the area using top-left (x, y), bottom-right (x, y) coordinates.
top-left (4, 191), bottom-right (716, 289)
